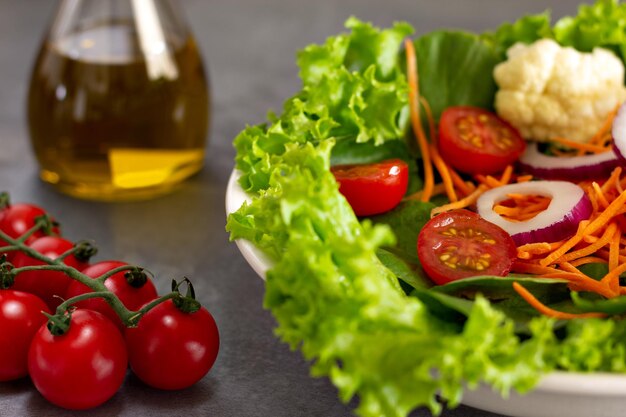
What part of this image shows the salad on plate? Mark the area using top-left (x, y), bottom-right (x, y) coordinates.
top-left (226, 1), bottom-right (626, 415)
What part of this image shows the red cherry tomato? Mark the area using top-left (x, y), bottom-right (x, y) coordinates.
top-left (0, 203), bottom-right (59, 260)
top-left (65, 261), bottom-right (158, 330)
top-left (28, 309), bottom-right (127, 410)
top-left (0, 290), bottom-right (50, 381)
top-left (12, 237), bottom-right (87, 311)
top-left (417, 209), bottom-right (516, 285)
top-left (331, 159), bottom-right (409, 216)
top-left (438, 106), bottom-right (526, 175)
top-left (125, 299), bottom-right (219, 390)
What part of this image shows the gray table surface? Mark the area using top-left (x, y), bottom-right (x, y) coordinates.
top-left (0, 0), bottom-right (586, 416)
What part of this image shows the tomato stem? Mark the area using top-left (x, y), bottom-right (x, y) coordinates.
top-left (95, 264), bottom-right (142, 283)
top-left (0, 257), bottom-right (15, 289)
top-left (171, 278), bottom-right (201, 314)
top-left (55, 240), bottom-right (97, 263)
top-left (15, 217), bottom-right (50, 243)
top-left (126, 293), bottom-right (177, 327)
top-left (43, 310), bottom-right (72, 336)
top-left (33, 214), bottom-right (59, 238)
top-left (125, 268), bottom-right (148, 288)
top-left (0, 218), bottom-right (198, 328)
top-left (0, 192), bottom-right (9, 210)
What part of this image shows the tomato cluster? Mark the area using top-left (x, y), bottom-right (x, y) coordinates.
top-left (0, 198), bottom-right (219, 410)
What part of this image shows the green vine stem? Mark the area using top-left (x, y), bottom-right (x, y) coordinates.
top-left (0, 220), bottom-right (192, 331)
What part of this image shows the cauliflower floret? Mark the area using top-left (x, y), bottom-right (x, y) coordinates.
top-left (493, 39), bottom-right (626, 142)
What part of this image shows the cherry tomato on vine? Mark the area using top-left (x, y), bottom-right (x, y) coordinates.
top-left (28, 309), bottom-right (127, 410)
top-left (65, 260), bottom-right (158, 330)
top-left (0, 202), bottom-right (59, 260)
top-left (331, 159), bottom-right (409, 217)
top-left (0, 290), bottom-right (50, 381)
top-left (417, 209), bottom-right (516, 285)
top-left (125, 299), bottom-right (219, 390)
top-left (438, 106), bottom-right (526, 175)
top-left (12, 236), bottom-right (88, 310)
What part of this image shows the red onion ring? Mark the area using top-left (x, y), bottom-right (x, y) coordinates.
top-left (518, 143), bottom-right (620, 181)
top-left (476, 181), bottom-right (592, 246)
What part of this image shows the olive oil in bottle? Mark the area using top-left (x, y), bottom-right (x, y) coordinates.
top-left (27, 2), bottom-right (209, 201)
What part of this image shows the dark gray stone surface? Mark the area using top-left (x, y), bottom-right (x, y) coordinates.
top-left (0, 0), bottom-right (585, 416)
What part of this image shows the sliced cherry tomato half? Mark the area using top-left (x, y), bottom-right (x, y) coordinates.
top-left (417, 209), bottom-right (516, 285)
top-left (438, 106), bottom-right (526, 175)
top-left (331, 159), bottom-right (409, 217)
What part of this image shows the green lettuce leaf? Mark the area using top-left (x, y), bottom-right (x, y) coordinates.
top-left (484, 12), bottom-right (553, 57)
top-left (572, 292), bottom-right (626, 315)
top-left (376, 248), bottom-right (432, 291)
top-left (553, 0), bottom-right (626, 63)
top-left (234, 18), bottom-right (413, 193)
top-left (370, 200), bottom-right (434, 265)
top-left (413, 31), bottom-right (501, 122)
top-left (557, 318), bottom-right (626, 372)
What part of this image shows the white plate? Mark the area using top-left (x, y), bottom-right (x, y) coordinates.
top-left (225, 168), bottom-right (626, 417)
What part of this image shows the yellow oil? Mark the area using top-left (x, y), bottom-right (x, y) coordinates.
top-left (27, 21), bottom-right (209, 201)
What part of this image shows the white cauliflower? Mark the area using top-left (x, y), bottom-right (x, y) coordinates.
top-left (493, 39), bottom-right (626, 142)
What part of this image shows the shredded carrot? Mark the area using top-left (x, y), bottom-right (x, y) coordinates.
top-left (404, 39), bottom-right (434, 202)
top-left (586, 185), bottom-right (600, 213)
top-left (495, 194), bottom-right (552, 223)
top-left (536, 271), bottom-right (616, 296)
top-left (602, 167), bottom-right (622, 193)
top-left (610, 227), bottom-right (621, 272)
top-left (583, 234), bottom-right (600, 244)
top-left (540, 220), bottom-right (590, 267)
top-left (597, 248), bottom-right (626, 264)
top-left (517, 241), bottom-right (562, 257)
top-left (585, 188), bottom-right (626, 236)
top-left (505, 193), bottom-right (536, 201)
top-left (474, 174), bottom-right (502, 188)
top-left (556, 223), bottom-right (617, 264)
top-left (550, 137), bottom-right (609, 153)
top-left (601, 261), bottom-right (626, 292)
top-left (511, 260), bottom-right (562, 276)
top-left (515, 174), bottom-right (533, 183)
top-left (513, 283), bottom-right (607, 319)
top-left (419, 96), bottom-right (436, 143)
top-left (429, 144), bottom-right (458, 202)
top-left (619, 176), bottom-right (626, 192)
top-left (448, 168), bottom-right (474, 197)
top-left (499, 165), bottom-right (513, 185)
top-left (589, 104), bottom-right (619, 147)
top-left (592, 182), bottom-right (610, 209)
top-left (558, 261), bottom-right (583, 274)
top-left (568, 256), bottom-right (607, 267)
top-left (404, 183), bottom-right (447, 201)
top-left (430, 184), bottom-right (487, 217)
